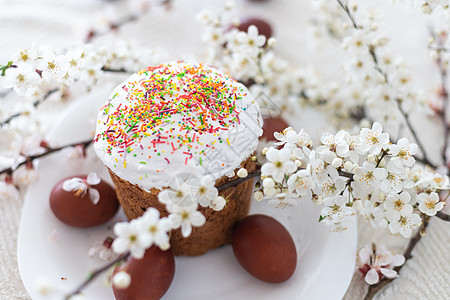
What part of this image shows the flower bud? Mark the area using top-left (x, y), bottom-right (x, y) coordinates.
top-left (367, 154), bottom-right (375, 163)
top-left (263, 177), bottom-right (275, 188)
top-left (262, 147), bottom-right (269, 155)
top-left (264, 186), bottom-right (276, 196)
top-left (237, 168), bottom-right (248, 178)
top-left (332, 157), bottom-right (343, 168)
top-left (254, 191), bottom-right (264, 201)
top-left (353, 200), bottom-right (363, 211)
top-left (251, 156), bottom-right (258, 162)
top-left (267, 37), bottom-right (277, 48)
top-left (113, 271), bottom-right (131, 289)
top-left (344, 161), bottom-right (353, 172)
top-left (295, 160), bottom-right (302, 167)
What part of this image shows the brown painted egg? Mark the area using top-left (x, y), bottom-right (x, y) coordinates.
top-left (237, 18), bottom-right (273, 40)
top-left (232, 214), bottom-right (297, 283)
top-left (261, 116), bottom-right (290, 141)
top-left (113, 246), bottom-right (175, 300)
top-left (49, 174), bottom-right (119, 227)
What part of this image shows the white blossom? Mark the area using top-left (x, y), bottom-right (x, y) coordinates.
top-left (388, 138), bottom-right (418, 167)
top-left (387, 210), bottom-right (421, 238)
top-left (3, 64), bottom-right (40, 96)
top-left (167, 202), bottom-right (206, 238)
top-left (320, 195), bottom-right (354, 225)
top-left (261, 147), bottom-right (297, 182)
top-left (137, 208), bottom-right (171, 250)
top-left (287, 169), bottom-right (314, 196)
top-left (358, 122), bottom-right (390, 155)
top-left (112, 219), bottom-right (148, 259)
top-left (417, 192), bottom-right (445, 216)
top-left (187, 175), bottom-right (218, 208)
top-left (380, 159), bottom-right (405, 193)
top-left (353, 162), bottom-right (386, 192)
top-left (62, 173), bottom-right (101, 205)
top-left (384, 191), bottom-right (413, 218)
top-left (358, 244), bottom-right (405, 285)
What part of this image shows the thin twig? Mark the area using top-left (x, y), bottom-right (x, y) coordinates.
top-left (363, 215), bottom-right (430, 300)
top-left (394, 100), bottom-right (434, 167)
top-left (336, 0), bottom-right (358, 29)
top-left (0, 88), bottom-right (58, 128)
top-left (0, 139), bottom-right (92, 176)
top-left (64, 252), bottom-right (130, 300)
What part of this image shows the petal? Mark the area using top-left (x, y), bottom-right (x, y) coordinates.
top-left (284, 161), bottom-right (297, 173)
top-left (62, 178), bottom-right (84, 191)
top-left (189, 212), bottom-right (206, 227)
top-left (278, 148), bottom-right (291, 161)
top-left (365, 268), bottom-right (380, 285)
top-left (114, 222), bottom-right (130, 236)
top-left (359, 246), bottom-right (371, 264)
top-left (380, 268), bottom-right (397, 279)
top-left (372, 122), bottom-right (382, 134)
top-left (181, 221), bottom-right (192, 238)
top-left (265, 148), bottom-right (279, 162)
top-left (247, 24), bottom-right (258, 37)
top-left (400, 204), bottom-right (413, 217)
top-left (112, 238), bottom-right (129, 254)
top-left (390, 254), bottom-right (405, 267)
top-left (272, 169), bottom-right (284, 182)
top-left (89, 188), bottom-right (100, 205)
top-left (87, 172), bottom-right (101, 185)
top-left (261, 163), bottom-right (275, 176)
top-left (130, 245), bottom-right (145, 259)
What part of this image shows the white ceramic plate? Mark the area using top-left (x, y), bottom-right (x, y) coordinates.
top-left (18, 91), bottom-right (357, 300)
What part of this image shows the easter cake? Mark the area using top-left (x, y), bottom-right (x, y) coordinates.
top-left (93, 61), bottom-right (263, 256)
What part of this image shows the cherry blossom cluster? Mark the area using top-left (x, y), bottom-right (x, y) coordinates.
top-left (358, 243), bottom-right (405, 285)
top-left (111, 174), bottom-right (225, 259)
top-left (1, 40), bottom-right (166, 100)
top-left (197, 5), bottom-right (314, 117)
top-left (256, 123), bottom-right (449, 237)
top-left (311, 0), bottom-right (426, 127)
top-left (408, 0), bottom-right (449, 13)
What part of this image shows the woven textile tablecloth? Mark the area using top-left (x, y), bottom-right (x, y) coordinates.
top-left (1, 0), bottom-right (449, 299)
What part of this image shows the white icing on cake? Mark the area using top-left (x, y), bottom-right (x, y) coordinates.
top-left (93, 61), bottom-right (262, 190)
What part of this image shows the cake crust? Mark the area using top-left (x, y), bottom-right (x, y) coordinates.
top-left (109, 156), bottom-right (256, 256)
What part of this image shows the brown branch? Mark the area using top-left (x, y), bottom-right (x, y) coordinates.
top-left (436, 211), bottom-right (450, 222)
top-left (64, 251), bottom-right (130, 300)
top-left (0, 138), bottom-right (93, 176)
top-left (363, 215), bottom-right (429, 300)
top-left (101, 67), bottom-right (130, 73)
top-left (0, 88), bottom-right (58, 128)
top-left (217, 169), bottom-right (261, 192)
